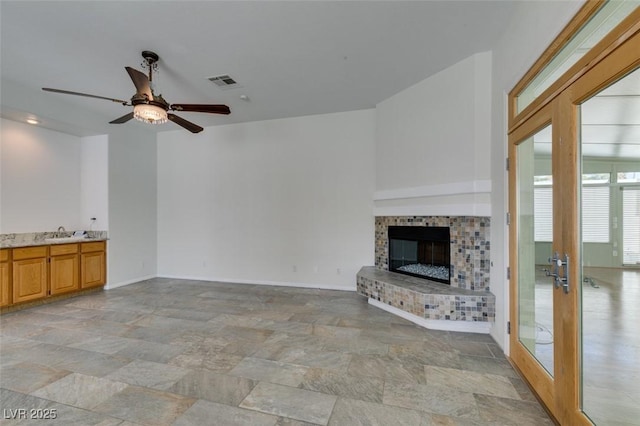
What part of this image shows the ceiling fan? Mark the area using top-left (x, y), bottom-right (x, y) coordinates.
top-left (43, 51), bottom-right (230, 133)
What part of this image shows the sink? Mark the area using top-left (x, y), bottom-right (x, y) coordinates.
top-left (45, 236), bottom-right (88, 243)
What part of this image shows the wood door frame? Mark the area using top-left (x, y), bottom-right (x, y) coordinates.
top-left (508, 22), bottom-right (640, 426)
top-left (557, 29), bottom-right (640, 425)
top-left (508, 103), bottom-right (555, 412)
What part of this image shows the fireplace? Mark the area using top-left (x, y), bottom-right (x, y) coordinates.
top-left (388, 226), bottom-right (450, 284)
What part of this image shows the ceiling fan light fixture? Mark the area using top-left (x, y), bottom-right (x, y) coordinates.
top-left (133, 103), bottom-right (168, 124)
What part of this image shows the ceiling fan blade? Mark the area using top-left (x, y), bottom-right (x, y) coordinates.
top-left (168, 113), bottom-right (204, 133)
top-left (170, 104), bottom-right (230, 115)
top-left (42, 88), bottom-right (129, 104)
top-left (125, 67), bottom-right (153, 100)
top-left (109, 112), bottom-right (134, 124)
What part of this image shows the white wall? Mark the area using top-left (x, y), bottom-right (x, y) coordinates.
top-left (157, 109), bottom-right (375, 290)
top-left (1, 118), bottom-right (82, 233)
top-left (490, 0), bottom-right (584, 351)
top-left (0, 117), bottom-right (157, 289)
top-left (374, 52), bottom-right (492, 216)
top-left (80, 134), bottom-right (109, 231)
top-left (107, 126), bottom-right (157, 288)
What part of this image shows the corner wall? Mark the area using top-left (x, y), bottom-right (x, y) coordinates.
top-left (374, 52), bottom-right (492, 217)
top-left (107, 126), bottom-right (157, 288)
top-left (80, 134), bottom-right (108, 231)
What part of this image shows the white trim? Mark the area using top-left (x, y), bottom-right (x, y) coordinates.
top-left (105, 274), bottom-right (156, 290)
top-left (373, 203), bottom-right (491, 217)
top-left (368, 298), bottom-right (492, 334)
top-left (374, 180), bottom-right (492, 201)
top-left (158, 275), bottom-right (356, 292)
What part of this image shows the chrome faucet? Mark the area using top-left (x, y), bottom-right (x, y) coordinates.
top-left (57, 226), bottom-right (66, 238)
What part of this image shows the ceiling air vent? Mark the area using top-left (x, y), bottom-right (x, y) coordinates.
top-left (207, 74), bottom-right (242, 90)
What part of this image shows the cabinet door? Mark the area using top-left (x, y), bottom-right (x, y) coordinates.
top-left (50, 254), bottom-right (79, 295)
top-left (13, 257), bottom-right (47, 303)
top-left (0, 260), bottom-right (9, 307)
top-left (81, 251), bottom-right (105, 288)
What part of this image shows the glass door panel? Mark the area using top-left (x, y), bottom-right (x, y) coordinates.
top-left (579, 66), bottom-right (640, 425)
top-left (516, 124), bottom-right (554, 375)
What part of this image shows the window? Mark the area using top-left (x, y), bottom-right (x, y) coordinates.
top-left (617, 172), bottom-right (640, 183)
top-left (623, 187), bottom-right (640, 265)
top-left (514, 1), bottom-right (638, 114)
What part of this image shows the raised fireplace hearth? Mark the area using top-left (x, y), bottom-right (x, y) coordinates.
top-left (356, 266), bottom-right (495, 331)
top-left (361, 215), bottom-right (493, 332)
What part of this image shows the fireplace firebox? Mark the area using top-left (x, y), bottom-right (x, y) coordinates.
top-left (388, 226), bottom-right (450, 284)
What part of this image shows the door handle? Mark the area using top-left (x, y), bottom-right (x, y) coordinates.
top-left (547, 252), bottom-right (561, 281)
top-left (547, 252), bottom-right (570, 294)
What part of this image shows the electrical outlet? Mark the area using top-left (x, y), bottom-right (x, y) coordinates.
top-left (292, 265), bottom-right (297, 272)
top-left (336, 268), bottom-right (341, 275)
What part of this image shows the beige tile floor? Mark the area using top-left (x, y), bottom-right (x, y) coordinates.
top-left (0, 278), bottom-right (552, 425)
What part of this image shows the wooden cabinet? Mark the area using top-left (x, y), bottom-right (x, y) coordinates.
top-left (12, 246), bottom-right (48, 304)
top-left (0, 240), bottom-right (106, 311)
top-left (81, 241), bottom-right (106, 289)
top-left (0, 249), bottom-right (10, 307)
top-left (50, 244), bottom-right (79, 295)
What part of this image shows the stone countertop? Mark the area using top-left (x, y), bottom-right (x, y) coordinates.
top-left (0, 231), bottom-right (108, 249)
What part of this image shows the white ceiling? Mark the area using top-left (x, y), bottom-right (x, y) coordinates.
top-left (2, 1), bottom-right (637, 161)
top-left (1, 1), bottom-right (518, 136)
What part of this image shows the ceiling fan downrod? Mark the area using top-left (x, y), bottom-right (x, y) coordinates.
top-left (141, 50), bottom-right (159, 82)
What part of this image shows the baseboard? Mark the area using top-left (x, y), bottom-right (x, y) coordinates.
top-left (105, 274), bottom-right (157, 290)
top-left (157, 274), bottom-right (356, 292)
top-left (368, 298), bottom-right (492, 334)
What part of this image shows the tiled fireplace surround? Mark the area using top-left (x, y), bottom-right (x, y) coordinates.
top-left (357, 216), bottom-right (495, 329)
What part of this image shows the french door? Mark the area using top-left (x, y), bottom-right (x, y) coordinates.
top-left (509, 29), bottom-right (640, 425)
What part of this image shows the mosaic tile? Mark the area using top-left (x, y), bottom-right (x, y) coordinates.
top-left (374, 216), bottom-right (490, 292)
top-left (357, 267), bottom-right (495, 322)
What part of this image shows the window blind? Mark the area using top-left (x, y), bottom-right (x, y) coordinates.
top-left (582, 186), bottom-right (610, 243)
top-left (534, 187), bottom-right (553, 242)
top-left (534, 185), bottom-right (610, 243)
top-left (623, 187), bottom-right (640, 265)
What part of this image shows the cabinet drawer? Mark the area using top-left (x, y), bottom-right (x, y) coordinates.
top-left (50, 243), bottom-right (79, 256)
top-left (0, 249), bottom-right (8, 262)
top-left (81, 241), bottom-right (105, 253)
top-left (12, 246), bottom-right (47, 260)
